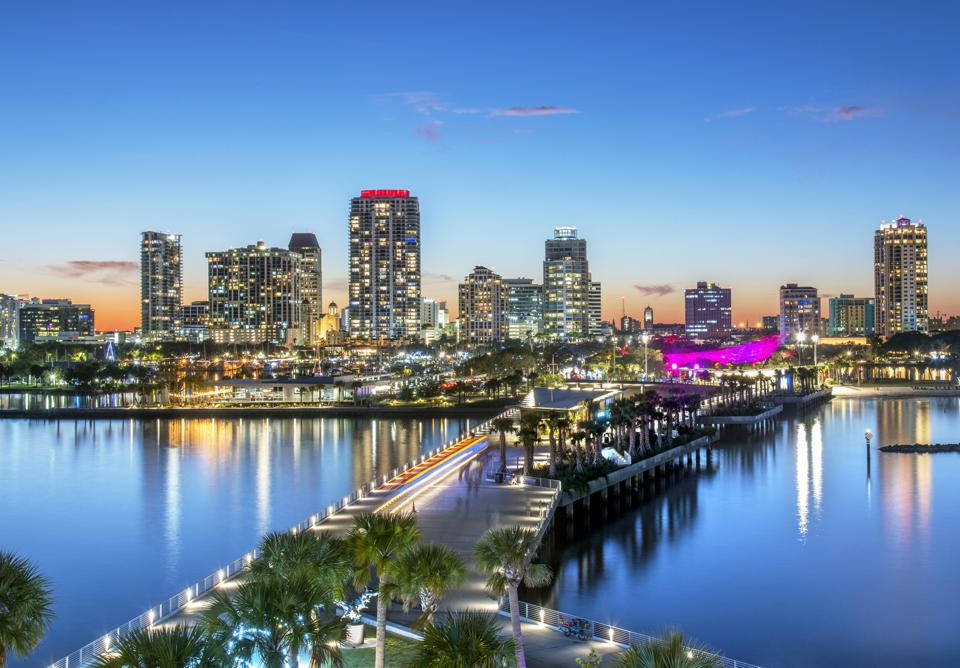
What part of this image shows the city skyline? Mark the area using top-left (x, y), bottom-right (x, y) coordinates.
top-left (2, 3), bottom-right (958, 331)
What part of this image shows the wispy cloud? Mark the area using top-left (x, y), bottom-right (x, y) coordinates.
top-left (415, 121), bottom-right (443, 144)
top-left (424, 272), bottom-right (455, 283)
top-left (784, 103), bottom-right (880, 122)
top-left (493, 105), bottom-right (578, 117)
top-left (634, 284), bottom-right (674, 296)
top-left (711, 106), bottom-right (757, 120)
top-left (379, 91), bottom-right (447, 115)
top-left (47, 260), bottom-right (138, 285)
top-left (825, 105), bottom-right (879, 122)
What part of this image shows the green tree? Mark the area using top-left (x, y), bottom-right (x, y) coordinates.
top-left (610, 631), bottom-right (720, 668)
top-left (92, 625), bottom-right (226, 668)
top-left (347, 513), bottom-right (422, 668)
top-left (204, 575), bottom-right (342, 668)
top-left (472, 527), bottom-right (552, 668)
top-left (416, 611), bottom-right (516, 668)
top-left (391, 543), bottom-right (466, 630)
top-left (250, 530), bottom-right (352, 602)
top-left (0, 551), bottom-right (55, 668)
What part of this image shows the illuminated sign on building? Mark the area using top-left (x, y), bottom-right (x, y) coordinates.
top-left (360, 189), bottom-right (411, 198)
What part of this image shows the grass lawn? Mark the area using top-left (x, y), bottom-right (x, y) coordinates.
top-left (341, 632), bottom-right (421, 668)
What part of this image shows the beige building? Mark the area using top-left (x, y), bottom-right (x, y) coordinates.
top-left (874, 216), bottom-right (928, 337)
top-left (459, 266), bottom-right (507, 345)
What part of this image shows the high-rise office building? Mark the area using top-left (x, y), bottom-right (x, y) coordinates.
top-left (684, 282), bottom-right (732, 337)
top-left (643, 305), bottom-right (654, 330)
top-left (18, 299), bottom-right (94, 343)
top-left (874, 216), bottom-right (928, 337)
top-left (543, 227), bottom-right (592, 339)
top-left (140, 231), bottom-right (182, 339)
top-left (502, 278), bottom-right (543, 340)
top-left (458, 266), bottom-right (507, 345)
top-left (349, 189), bottom-right (421, 341)
top-left (779, 284), bottom-right (820, 337)
top-left (827, 295), bottom-right (875, 337)
top-left (288, 233), bottom-right (322, 346)
top-left (206, 241), bottom-right (301, 345)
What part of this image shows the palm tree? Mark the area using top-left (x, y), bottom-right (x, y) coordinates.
top-left (416, 611), bottom-right (516, 668)
top-left (92, 625), bottom-right (226, 668)
top-left (489, 416), bottom-right (516, 474)
top-left (391, 543), bottom-right (466, 630)
top-left (203, 576), bottom-right (301, 668)
top-left (0, 550), bottom-right (54, 668)
top-left (539, 414), bottom-right (561, 477)
top-left (610, 631), bottom-right (720, 668)
top-left (473, 526), bottom-right (553, 668)
top-left (251, 530), bottom-right (351, 602)
top-left (518, 413), bottom-right (541, 475)
top-left (570, 429), bottom-right (587, 472)
top-left (347, 513), bottom-right (422, 668)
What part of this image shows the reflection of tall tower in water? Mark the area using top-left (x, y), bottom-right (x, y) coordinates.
top-left (876, 400), bottom-right (932, 541)
top-left (140, 419), bottom-right (183, 575)
top-left (794, 419), bottom-right (823, 539)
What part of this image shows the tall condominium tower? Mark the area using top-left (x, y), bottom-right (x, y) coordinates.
top-left (684, 282), bottom-right (732, 337)
top-left (503, 278), bottom-right (543, 340)
top-left (348, 189), bottom-right (421, 341)
top-left (874, 216), bottom-right (928, 337)
top-left (206, 241), bottom-right (301, 345)
top-left (288, 233), bottom-right (322, 345)
top-left (543, 227), bottom-right (591, 339)
top-left (458, 266), bottom-right (507, 345)
top-left (643, 305), bottom-right (654, 330)
top-left (140, 231), bottom-right (182, 338)
top-left (779, 284), bottom-right (820, 337)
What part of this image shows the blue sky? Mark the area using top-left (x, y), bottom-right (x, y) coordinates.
top-left (1, 1), bottom-right (957, 329)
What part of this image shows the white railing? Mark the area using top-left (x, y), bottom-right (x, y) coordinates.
top-left (499, 600), bottom-right (763, 668)
top-left (50, 407), bottom-right (518, 668)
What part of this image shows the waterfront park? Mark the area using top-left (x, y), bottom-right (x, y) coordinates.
top-left (3, 330), bottom-right (960, 667)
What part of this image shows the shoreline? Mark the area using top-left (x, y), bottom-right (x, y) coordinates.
top-left (0, 402), bottom-right (511, 420)
top-left (831, 384), bottom-right (960, 398)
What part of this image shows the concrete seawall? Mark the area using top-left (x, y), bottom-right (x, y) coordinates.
top-left (832, 384), bottom-right (960, 398)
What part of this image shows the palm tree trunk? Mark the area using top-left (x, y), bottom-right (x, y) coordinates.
top-left (499, 432), bottom-right (507, 472)
top-left (375, 592), bottom-right (388, 668)
top-left (508, 584), bottom-right (527, 668)
top-left (548, 429), bottom-right (557, 477)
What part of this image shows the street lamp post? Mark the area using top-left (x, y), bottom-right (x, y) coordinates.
top-left (811, 334), bottom-right (820, 367)
top-left (795, 331), bottom-right (807, 365)
top-left (641, 332), bottom-right (651, 381)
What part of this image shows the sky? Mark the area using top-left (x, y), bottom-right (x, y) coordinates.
top-left (1, 1), bottom-right (958, 331)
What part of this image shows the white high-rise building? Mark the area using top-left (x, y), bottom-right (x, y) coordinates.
top-left (140, 231), bottom-right (182, 339)
top-left (348, 189), bottom-right (421, 341)
top-left (288, 233), bottom-right (322, 345)
top-left (543, 227), bottom-right (592, 339)
top-left (874, 216), bottom-right (928, 337)
top-left (459, 266), bottom-right (507, 345)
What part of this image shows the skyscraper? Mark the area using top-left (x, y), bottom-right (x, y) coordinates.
top-left (684, 282), bottom-right (732, 337)
top-left (827, 295), bottom-right (875, 337)
top-left (348, 189), bottom-right (421, 341)
top-left (874, 216), bottom-right (928, 337)
top-left (206, 241), bottom-right (301, 345)
top-left (140, 231), bottom-right (182, 339)
top-left (0, 294), bottom-right (20, 349)
top-left (588, 281), bottom-right (603, 336)
top-left (458, 266), bottom-right (507, 345)
top-left (779, 284), bottom-right (820, 337)
top-left (543, 227), bottom-right (591, 339)
top-left (643, 305), bottom-right (654, 330)
top-left (503, 278), bottom-right (543, 340)
top-left (288, 233), bottom-right (322, 346)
